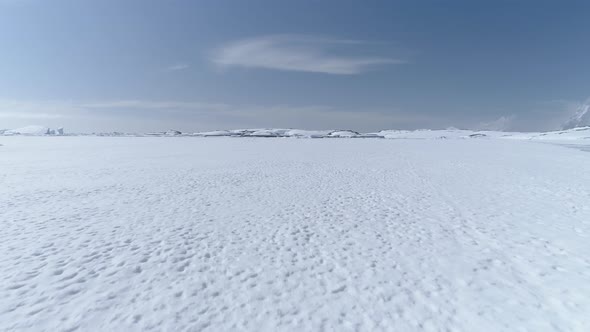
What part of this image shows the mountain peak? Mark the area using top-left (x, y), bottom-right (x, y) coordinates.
top-left (562, 102), bottom-right (590, 130)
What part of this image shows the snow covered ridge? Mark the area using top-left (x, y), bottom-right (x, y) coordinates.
top-left (3, 125), bottom-right (590, 140)
top-left (1, 125), bottom-right (64, 136)
top-left (562, 101), bottom-right (590, 130)
top-left (189, 128), bottom-right (369, 138)
top-left (94, 126), bottom-right (590, 140)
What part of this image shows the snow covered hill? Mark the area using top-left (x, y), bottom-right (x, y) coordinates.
top-left (1, 137), bottom-right (589, 331)
top-left (3, 125), bottom-right (64, 136)
top-left (505, 127), bottom-right (590, 141)
top-left (3, 124), bottom-right (590, 141)
top-left (3, 125), bottom-right (51, 135)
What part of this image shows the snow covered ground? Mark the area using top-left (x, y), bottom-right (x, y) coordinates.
top-left (1, 136), bottom-right (590, 331)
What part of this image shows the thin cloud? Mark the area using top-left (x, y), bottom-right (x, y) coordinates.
top-left (211, 35), bottom-right (404, 75)
top-left (0, 100), bottom-right (68, 119)
top-left (0, 112), bottom-right (64, 119)
top-left (165, 63), bottom-right (190, 71)
top-left (0, 99), bottom-right (430, 132)
top-left (80, 100), bottom-right (228, 111)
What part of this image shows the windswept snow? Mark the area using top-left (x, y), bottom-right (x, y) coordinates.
top-left (507, 127), bottom-right (590, 141)
top-left (247, 129), bottom-right (287, 137)
top-left (190, 129), bottom-right (352, 138)
top-left (194, 130), bottom-right (233, 137)
top-left (1, 136), bottom-right (589, 331)
top-left (283, 129), bottom-right (330, 138)
top-left (326, 130), bottom-right (360, 138)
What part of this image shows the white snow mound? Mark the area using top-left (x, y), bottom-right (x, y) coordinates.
top-left (4, 125), bottom-right (50, 135)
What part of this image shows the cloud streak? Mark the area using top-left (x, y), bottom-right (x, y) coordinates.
top-left (0, 112), bottom-right (64, 119)
top-left (0, 100), bottom-right (68, 120)
top-left (5, 97), bottom-right (582, 133)
top-left (80, 100), bottom-right (228, 111)
top-left (0, 99), bottom-right (430, 132)
top-left (211, 35), bottom-right (404, 75)
top-left (165, 63), bottom-right (190, 71)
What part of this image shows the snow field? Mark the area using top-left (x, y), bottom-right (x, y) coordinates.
top-left (1, 137), bottom-right (590, 331)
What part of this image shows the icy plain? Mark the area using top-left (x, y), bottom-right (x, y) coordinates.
top-left (1, 136), bottom-right (590, 331)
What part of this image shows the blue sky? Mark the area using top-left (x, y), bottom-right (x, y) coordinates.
top-left (1, 0), bottom-right (589, 132)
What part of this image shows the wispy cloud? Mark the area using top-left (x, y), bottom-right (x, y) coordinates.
top-left (211, 35), bottom-right (404, 75)
top-left (0, 99), bottom-right (429, 132)
top-left (80, 100), bottom-right (228, 111)
top-left (0, 112), bottom-right (64, 119)
top-left (0, 100), bottom-right (68, 120)
top-left (165, 63), bottom-right (190, 71)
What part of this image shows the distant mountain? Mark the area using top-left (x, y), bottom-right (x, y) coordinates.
top-left (562, 102), bottom-right (590, 130)
top-left (2, 125), bottom-right (589, 141)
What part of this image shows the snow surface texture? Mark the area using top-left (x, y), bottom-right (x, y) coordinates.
top-left (1, 137), bottom-right (590, 331)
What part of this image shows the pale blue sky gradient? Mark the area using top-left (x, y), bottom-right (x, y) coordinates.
top-left (1, 0), bottom-right (589, 132)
